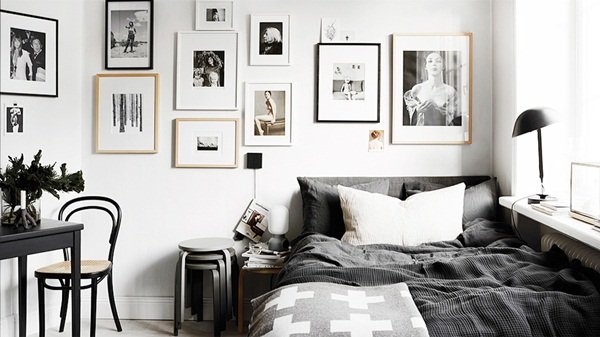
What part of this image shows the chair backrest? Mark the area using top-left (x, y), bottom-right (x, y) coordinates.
top-left (59, 196), bottom-right (122, 262)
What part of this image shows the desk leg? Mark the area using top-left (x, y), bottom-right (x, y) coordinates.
top-left (71, 230), bottom-right (81, 337)
top-left (237, 269), bottom-right (245, 334)
top-left (18, 256), bottom-right (27, 337)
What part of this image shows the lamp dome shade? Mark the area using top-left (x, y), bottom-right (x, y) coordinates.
top-left (512, 107), bottom-right (558, 137)
top-left (269, 205), bottom-right (289, 235)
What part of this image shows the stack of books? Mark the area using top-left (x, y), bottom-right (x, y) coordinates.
top-left (531, 200), bottom-right (569, 215)
top-left (242, 242), bottom-right (290, 269)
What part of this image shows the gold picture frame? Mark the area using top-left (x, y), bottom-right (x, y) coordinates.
top-left (175, 118), bottom-right (239, 168)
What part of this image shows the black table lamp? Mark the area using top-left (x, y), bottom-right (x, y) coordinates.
top-left (512, 107), bottom-right (558, 204)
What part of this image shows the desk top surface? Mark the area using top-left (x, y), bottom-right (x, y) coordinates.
top-left (0, 219), bottom-right (83, 243)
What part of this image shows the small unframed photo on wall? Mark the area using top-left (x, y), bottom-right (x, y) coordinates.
top-left (368, 129), bottom-right (384, 152)
top-left (5, 103), bottom-right (24, 135)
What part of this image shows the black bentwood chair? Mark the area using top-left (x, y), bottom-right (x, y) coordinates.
top-left (35, 196), bottom-right (123, 337)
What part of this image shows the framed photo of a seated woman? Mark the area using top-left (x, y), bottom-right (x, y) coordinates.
top-left (0, 10), bottom-right (58, 97)
top-left (244, 83), bottom-right (292, 146)
top-left (392, 33), bottom-right (472, 144)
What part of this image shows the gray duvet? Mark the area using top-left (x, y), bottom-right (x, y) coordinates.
top-left (274, 219), bottom-right (600, 337)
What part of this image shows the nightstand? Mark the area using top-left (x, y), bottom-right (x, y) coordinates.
top-left (237, 266), bottom-right (282, 334)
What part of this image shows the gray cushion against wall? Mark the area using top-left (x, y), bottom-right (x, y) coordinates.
top-left (297, 177), bottom-right (390, 239)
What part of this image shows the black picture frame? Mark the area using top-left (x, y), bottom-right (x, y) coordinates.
top-left (105, 0), bottom-right (154, 70)
top-left (0, 10), bottom-right (58, 97)
top-left (316, 43), bottom-right (381, 123)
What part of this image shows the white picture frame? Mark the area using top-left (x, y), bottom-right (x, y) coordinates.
top-left (250, 14), bottom-right (290, 66)
top-left (317, 43), bottom-right (380, 122)
top-left (244, 83), bottom-right (292, 146)
top-left (176, 31), bottom-right (238, 110)
top-left (95, 73), bottom-right (159, 154)
top-left (391, 33), bottom-right (472, 144)
top-left (175, 118), bottom-right (239, 168)
top-left (195, 0), bottom-right (234, 31)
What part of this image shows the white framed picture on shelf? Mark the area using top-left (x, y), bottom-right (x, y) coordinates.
top-left (176, 31), bottom-right (238, 110)
top-left (244, 83), bottom-right (292, 146)
top-left (250, 14), bottom-right (290, 66)
top-left (195, 0), bottom-right (234, 30)
top-left (175, 118), bottom-right (239, 168)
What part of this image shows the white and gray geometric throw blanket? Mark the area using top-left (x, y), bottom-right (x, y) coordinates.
top-left (249, 282), bottom-right (429, 337)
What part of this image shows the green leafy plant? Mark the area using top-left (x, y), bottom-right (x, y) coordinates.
top-left (0, 150), bottom-right (85, 224)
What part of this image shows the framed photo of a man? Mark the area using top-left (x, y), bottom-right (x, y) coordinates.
top-left (105, 0), bottom-right (153, 70)
top-left (176, 31), bottom-right (238, 110)
top-left (195, 0), bottom-right (234, 30)
top-left (0, 10), bottom-right (58, 97)
top-left (392, 33), bottom-right (472, 144)
top-left (250, 15), bottom-right (290, 66)
top-left (244, 83), bottom-right (292, 146)
top-left (317, 43), bottom-right (380, 122)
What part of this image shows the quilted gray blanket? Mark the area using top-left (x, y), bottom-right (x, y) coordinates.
top-left (274, 220), bottom-right (600, 337)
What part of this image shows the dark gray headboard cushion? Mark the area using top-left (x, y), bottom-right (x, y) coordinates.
top-left (297, 176), bottom-right (493, 237)
top-left (297, 178), bottom-right (390, 239)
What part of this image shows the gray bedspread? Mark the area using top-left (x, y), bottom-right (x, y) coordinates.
top-left (275, 219), bottom-right (600, 337)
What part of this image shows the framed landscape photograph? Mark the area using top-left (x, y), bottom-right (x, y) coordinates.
top-left (317, 43), bottom-right (380, 122)
top-left (250, 15), bottom-right (290, 66)
top-left (95, 73), bottom-right (159, 153)
top-left (105, 0), bottom-right (153, 70)
top-left (175, 118), bottom-right (239, 168)
top-left (0, 10), bottom-right (58, 97)
top-left (392, 33), bottom-right (472, 144)
top-left (176, 31), bottom-right (238, 110)
top-left (244, 83), bottom-right (292, 146)
top-left (195, 0), bottom-right (234, 30)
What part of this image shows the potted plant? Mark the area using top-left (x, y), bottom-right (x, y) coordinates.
top-left (0, 150), bottom-right (85, 228)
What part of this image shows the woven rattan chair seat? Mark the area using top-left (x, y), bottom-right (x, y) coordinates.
top-left (36, 260), bottom-right (112, 277)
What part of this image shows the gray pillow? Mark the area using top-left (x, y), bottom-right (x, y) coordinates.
top-left (462, 177), bottom-right (498, 225)
top-left (297, 177), bottom-right (390, 239)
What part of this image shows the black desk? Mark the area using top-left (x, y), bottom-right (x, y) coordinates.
top-left (0, 219), bottom-right (83, 337)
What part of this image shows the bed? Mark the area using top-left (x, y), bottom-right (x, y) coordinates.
top-left (248, 176), bottom-right (600, 337)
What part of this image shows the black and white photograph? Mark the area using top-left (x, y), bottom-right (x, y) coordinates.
top-left (96, 73), bottom-right (159, 153)
top-left (195, 0), bottom-right (234, 30)
top-left (176, 32), bottom-right (238, 110)
top-left (368, 129), bottom-right (384, 152)
top-left (317, 43), bottom-right (380, 122)
top-left (9, 28), bottom-right (46, 82)
top-left (392, 33), bottom-right (472, 144)
top-left (253, 90), bottom-right (285, 136)
top-left (250, 15), bottom-right (290, 65)
top-left (259, 22), bottom-right (283, 55)
top-left (193, 50), bottom-right (225, 87)
top-left (1, 10), bottom-right (57, 97)
top-left (245, 83), bottom-right (292, 146)
top-left (5, 104), bottom-right (24, 134)
top-left (111, 93), bottom-right (143, 133)
top-left (105, 0), bottom-right (153, 69)
top-left (175, 118), bottom-right (239, 168)
top-left (197, 135), bottom-right (219, 151)
top-left (332, 63), bottom-right (365, 101)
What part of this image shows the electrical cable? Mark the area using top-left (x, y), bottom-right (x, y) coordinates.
top-left (510, 195), bottom-right (536, 240)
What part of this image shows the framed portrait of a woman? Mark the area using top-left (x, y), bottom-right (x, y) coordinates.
top-left (250, 15), bottom-right (290, 66)
top-left (244, 82), bottom-right (292, 146)
top-left (392, 33), bottom-right (472, 144)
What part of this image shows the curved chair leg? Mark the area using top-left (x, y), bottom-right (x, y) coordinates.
top-left (59, 279), bottom-right (70, 332)
top-left (211, 269), bottom-right (221, 337)
top-left (91, 278), bottom-right (98, 337)
top-left (107, 273), bottom-right (122, 332)
top-left (37, 278), bottom-right (46, 337)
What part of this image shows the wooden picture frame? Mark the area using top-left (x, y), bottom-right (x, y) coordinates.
top-left (317, 43), bottom-right (381, 122)
top-left (0, 10), bottom-right (58, 97)
top-left (391, 33), bottom-right (472, 144)
top-left (95, 73), bottom-right (159, 153)
top-left (175, 118), bottom-right (239, 168)
top-left (105, 0), bottom-right (154, 70)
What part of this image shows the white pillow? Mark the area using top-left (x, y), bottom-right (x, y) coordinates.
top-left (338, 183), bottom-right (465, 246)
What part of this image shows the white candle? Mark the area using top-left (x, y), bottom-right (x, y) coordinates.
top-left (20, 190), bottom-right (26, 210)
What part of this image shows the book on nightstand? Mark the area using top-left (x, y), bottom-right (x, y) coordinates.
top-left (532, 203), bottom-right (569, 216)
top-left (241, 241), bottom-right (289, 269)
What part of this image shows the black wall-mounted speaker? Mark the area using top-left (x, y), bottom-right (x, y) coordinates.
top-left (246, 153), bottom-right (263, 169)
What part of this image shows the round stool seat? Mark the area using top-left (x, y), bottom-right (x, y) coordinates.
top-left (178, 237), bottom-right (234, 253)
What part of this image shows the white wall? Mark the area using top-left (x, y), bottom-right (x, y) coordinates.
top-left (1, 0), bottom-right (493, 331)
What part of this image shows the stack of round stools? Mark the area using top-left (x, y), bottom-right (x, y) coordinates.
top-left (173, 237), bottom-right (236, 337)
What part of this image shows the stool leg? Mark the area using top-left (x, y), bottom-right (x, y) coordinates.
top-left (191, 269), bottom-right (204, 321)
top-left (211, 269), bottom-right (221, 337)
top-left (216, 259), bottom-right (226, 331)
top-left (221, 249), bottom-right (232, 318)
top-left (174, 251), bottom-right (186, 336)
top-left (180, 251), bottom-right (188, 328)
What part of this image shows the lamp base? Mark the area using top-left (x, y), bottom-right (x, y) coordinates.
top-left (527, 194), bottom-right (557, 204)
top-left (268, 234), bottom-right (289, 252)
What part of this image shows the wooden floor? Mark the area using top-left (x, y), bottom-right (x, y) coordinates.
top-left (32, 319), bottom-right (242, 337)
